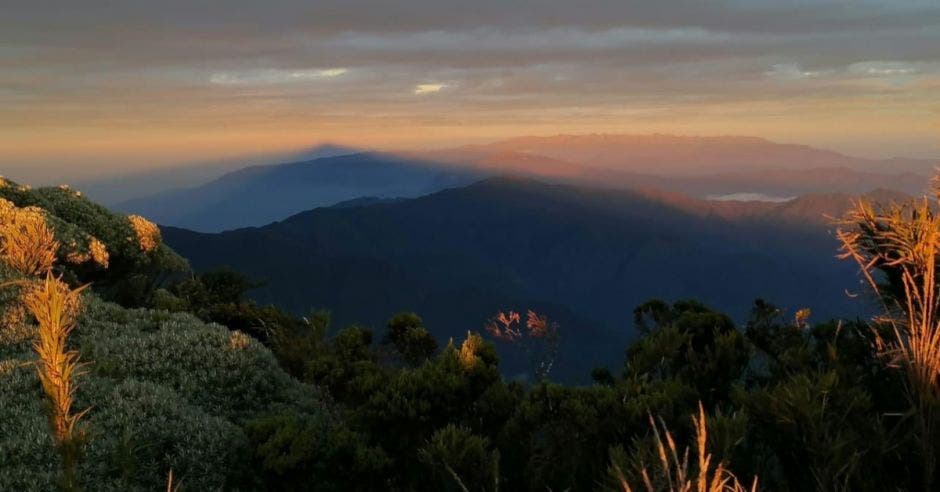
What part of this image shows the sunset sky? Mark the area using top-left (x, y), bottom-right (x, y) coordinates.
top-left (2, 0), bottom-right (938, 182)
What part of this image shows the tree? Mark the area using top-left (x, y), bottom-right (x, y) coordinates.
top-left (384, 312), bottom-right (438, 367)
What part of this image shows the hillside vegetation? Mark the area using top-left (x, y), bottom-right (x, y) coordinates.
top-left (164, 177), bottom-right (879, 381)
top-left (0, 180), bottom-right (366, 490)
top-left (2, 175), bottom-right (940, 490)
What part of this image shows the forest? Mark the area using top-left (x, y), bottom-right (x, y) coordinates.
top-left (1, 175), bottom-right (939, 491)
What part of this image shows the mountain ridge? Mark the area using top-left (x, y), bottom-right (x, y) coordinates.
top-left (161, 176), bottom-right (890, 380)
top-left (118, 134), bottom-right (936, 232)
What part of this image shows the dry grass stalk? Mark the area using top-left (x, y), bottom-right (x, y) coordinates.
top-left (24, 273), bottom-right (90, 445)
top-left (166, 469), bottom-right (182, 492)
top-left (613, 403), bottom-right (757, 492)
top-left (836, 185), bottom-right (940, 487)
top-left (0, 198), bottom-right (58, 276)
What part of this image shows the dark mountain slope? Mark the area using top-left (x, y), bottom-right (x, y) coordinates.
top-left (163, 178), bottom-right (880, 381)
top-left (117, 152), bottom-right (486, 232)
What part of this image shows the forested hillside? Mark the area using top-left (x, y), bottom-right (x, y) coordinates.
top-left (164, 177), bottom-right (880, 381)
top-left (2, 176), bottom-right (940, 491)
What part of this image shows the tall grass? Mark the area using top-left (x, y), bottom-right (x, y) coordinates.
top-left (23, 273), bottom-right (90, 490)
top-left (836, 185), bottom-right (940, 488)
top-left (1, 195), bottom-right (92, 489)
top-left (612, 403), bottom-right (757, 492)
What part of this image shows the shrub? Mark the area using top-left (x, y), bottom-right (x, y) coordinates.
top-left (245, 411), bottom-right (389, 491)
top-left (78, 298), bottom-right (325, 421)
top-left (419, 425), bottom-right (500, 491)
top-left (78, 379), bottom-right (248, 491)
top-left (0, 198), bottom-right (58, 276)
top-left (0, 358), bottom-right (60, 490)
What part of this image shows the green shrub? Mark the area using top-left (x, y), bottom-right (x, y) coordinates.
top-left (0, 358), bottom-right (60, 491)
top-left (78, 298), bottom-right (325, 421)
top-left (79, 379), bottom-right (248, 491)
top-left (419, 425), bottom-right (500, 492)
top-left (245, 411), bottom-right (388, 491)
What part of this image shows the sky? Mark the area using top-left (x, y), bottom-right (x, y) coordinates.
top-left (2, 0), bottom-right (939, 183)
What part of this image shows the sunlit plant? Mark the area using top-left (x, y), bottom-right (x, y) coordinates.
top-left (836, 176), bottom-right (940, 487)
top-left (611, 403), bottom-right (757, 492)
top-left (0, 198), bottom-right (58, 277)
top-left (485, 309), bottom-right (559, 380)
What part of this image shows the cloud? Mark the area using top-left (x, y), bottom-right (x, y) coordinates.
top-left (2, 0), bottom-right (939, 171)
top-left (209, 68), bottom-right (347, 85)
top-left (765, 63), bottom-right (827, 80)
top-left (414, 83), bottom-right (446, 95)
top-left (848, 61), bottom-right (920, 76)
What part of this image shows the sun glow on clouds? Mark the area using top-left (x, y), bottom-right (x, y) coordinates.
top-left (414, 83), bottom-right (446, 95)
top-left (210, 68), bottom-right (347, 84)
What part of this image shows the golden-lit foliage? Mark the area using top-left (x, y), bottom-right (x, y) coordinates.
top-left (227, 330), bottom-right (252, 351)
top-left (23, 273), bottom-right (89, 445)
top-left (526, 310), bottom-right (549, 338)
top-left (836, 175), bottom-right (940, 486)
top-left (485, 309), bottom-right (560, 379)
top-left (65, 237), bottom-right (110, 269)
top-left (128, 214), bottom-right (161, 253)
top-left (485, 309), bottom-right (555, 342)
top-left (485, 310), bottom-right (522, 342)
top-left (88, 237), bottom-right (110, 268)
top-left (458, 331), bottom-right (484, 370)
top-left (794, 308), bottom-right (812, 330)
top-left (836, 195), bottom-right (940, 403)
top-left (0, 198), bottom-right (59, 276)
top-left (613, 403), bottom-right (757, 492)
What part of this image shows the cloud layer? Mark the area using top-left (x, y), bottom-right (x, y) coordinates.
top-left (2, 0), bottom-right (938, 180)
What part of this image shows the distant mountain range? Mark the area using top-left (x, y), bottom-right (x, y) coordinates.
top-left (119, 135), bottom-right (935, 232)
top-left (118, 152), bottom-right (484, 232)
top-left (162, 177), bottom-right (890, 382)
top-left (463, 134), bottom-right (938, 175)
top-left (76, 144), bottom-right (360, 205)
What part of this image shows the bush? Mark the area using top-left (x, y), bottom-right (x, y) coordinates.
top-left (78, 298), bottom-right (325, 421)
top-left (245, 411), bottom-right (389, 491)
top-left (419, 425), bottom-right (500, 491)
top-left (79, 379), bottom-right (248, 491)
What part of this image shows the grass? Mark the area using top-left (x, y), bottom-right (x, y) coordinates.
top-left (612, 403), bottom-right (757, 492)
top-left (836, 186), bottom-right (940, 488)
top-left (23, 273), bottom-right (90, 490)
